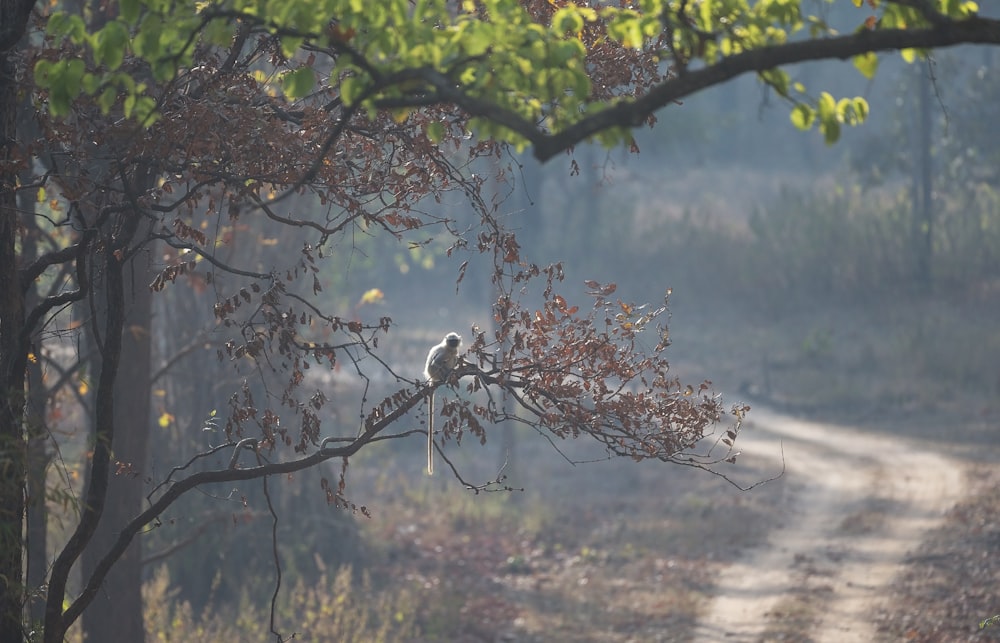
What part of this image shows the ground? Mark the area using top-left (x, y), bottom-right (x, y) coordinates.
top-left (354, 294), bottom-right (1000, 641)
top-left (691, 407), bottom-right (965, 642)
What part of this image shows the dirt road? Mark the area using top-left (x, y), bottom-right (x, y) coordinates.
top-left (692, 406), bottom-right (966, 642)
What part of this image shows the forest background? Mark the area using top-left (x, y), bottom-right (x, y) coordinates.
top-left (2, 1), bottom-right (1000, 641)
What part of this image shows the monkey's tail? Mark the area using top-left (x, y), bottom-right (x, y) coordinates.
top-left (427, 393), bottom-right (434, 475)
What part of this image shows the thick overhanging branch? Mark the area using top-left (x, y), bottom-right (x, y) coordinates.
top-left (394, 16), bottom-right (1000, 163)
top-left (532, 17), bottom-right (1000, 162)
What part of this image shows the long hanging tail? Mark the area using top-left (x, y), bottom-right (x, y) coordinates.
top-left (427, 392), bottom-right (434, 475)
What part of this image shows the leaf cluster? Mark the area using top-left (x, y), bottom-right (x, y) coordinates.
top-left (31, 0), bottom-right (998, 156)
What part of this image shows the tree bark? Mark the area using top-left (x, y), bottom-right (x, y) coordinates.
top-left (0, 135), bottom-right (28, 643)
top-left (44, 246), bottom-right (126, 643)
top-left (20, 178), bottom-right (50, 634)
top-left (0, 1), bottom-right (37, 639)
top-left (81, 235), bottom-right (153, 642)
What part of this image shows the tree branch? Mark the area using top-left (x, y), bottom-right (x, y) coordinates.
top-left (58, 382), bottom-right (430, 633)
top-left (383, 16), bottom-right (1000, 163)
top-left (531, 17), bottom-right (1000, 161)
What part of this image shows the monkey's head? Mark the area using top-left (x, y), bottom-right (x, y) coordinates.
top-left (444, 332), bottom-right (461, 347)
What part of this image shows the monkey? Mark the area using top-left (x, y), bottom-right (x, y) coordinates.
top-left (423, 332), bottom-right (462, 475)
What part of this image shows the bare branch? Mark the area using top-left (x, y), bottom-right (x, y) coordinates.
top-left (437, 447), bottom-right (523, 494)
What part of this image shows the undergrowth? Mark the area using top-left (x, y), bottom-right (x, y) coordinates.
top-left (143, 563), bottom-right (418, 642)
top-left (133, 179), bottom-right (1000, 640)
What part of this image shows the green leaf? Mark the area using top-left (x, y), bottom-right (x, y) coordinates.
top-left (204, 18), bottom-right (236, 48)
top-left (132, 95), bottom-right (160, 125)
top-left (340, 76), bottom-right (365, 106)
top-left (817, 91), bottom-right (836, 121)
top-left (94, 21), bottom-right (130, 71)
top-left (853, 97), bottom-right (870, 122)
top-left (33, 60), bottom-right (54, 88)
top-left (133, 13), bottom-right (163, 60)
top-left (282, 67), bottom-right (315, 100)
top-left (853, 52), bottom-right (878, 80)
top-left (280, 36), bottom-right (304, 60)
top-left (81, 72), bottom-right (101, 95)
top-left (836, 96), bottom-right (869, 125)
top-left (98, 86), bottom-right (118, 113)
top-left (44, 59), bottom-right (87, 116)
top-left (552, 7), bottom-right (584, 34)
top-left (820, 118), bottom-right (841, 145)
top-left (120, 0), bottom-right (140, 24)
top-left (790, 103), bottom-right (815, 130)
top-left (426, 121), bottom-right (445, 143)
top-left (761, 69), bottom-right (790, 96)
top-left (47, 13), bottom-right (87, 44)
top-left (605, 11), bottom-right (646, 49)
top-left (462, 21), bottom-right (494, 57)
top-left (549, 40), bottom-right (585, 66)
top-left (836, 97), bottom-right (853, 124)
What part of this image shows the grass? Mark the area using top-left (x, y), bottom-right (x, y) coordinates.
top-left (135, 433), bottom-right (785, 641)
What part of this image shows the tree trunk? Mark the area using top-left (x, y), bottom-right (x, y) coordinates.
top-left (913, 63), bottom-right (934, 290)
top-left (80, 237), bottom-right (153, 642)
top-left (0, 147), bottom-right (28, 643)
top-left (44, 245), bottom-right (126, 643)
top-left (24, 357), bottom-right (49, 632)
top-left (0, 0), bottom-right (36, 637)
top-left (19, 178), bottom-right (51, 634)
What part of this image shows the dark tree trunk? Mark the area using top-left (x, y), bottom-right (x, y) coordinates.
top-left (0, 151), bottom-right (28, 643)
top-left (19, 183), bottom-right (51, 634)
top-left (0, 1), bottom-right (38, 639)
top-left (44, 245), bottom-right (126, 643)
top-left (81, 237), bottom-right (154, 642)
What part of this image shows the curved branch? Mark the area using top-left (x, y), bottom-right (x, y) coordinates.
top-left (60, 382), bottom-right (431, 633)
top-left (385, 16), bottom-right (1000, 162)
top-left (536, 17), bottom-right (1000, 161)
top-left (150, 231), bottom-right (273, 280)
top-left (436, 447), bottom-right (522, 494)
top-left (149, 331), bottom-right (214, 385)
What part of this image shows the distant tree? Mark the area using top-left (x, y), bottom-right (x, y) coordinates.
top-left (846, 46), bottom-right (1000, 288)
top-left (2, 1), bottom-right (999, 641)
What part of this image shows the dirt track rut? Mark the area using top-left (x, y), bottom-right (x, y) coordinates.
top-left (692, 407), bottom-right (965, 642)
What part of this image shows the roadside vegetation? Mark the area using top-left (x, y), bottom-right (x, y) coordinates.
top-left (121, 160), bottom-right (1000, 639)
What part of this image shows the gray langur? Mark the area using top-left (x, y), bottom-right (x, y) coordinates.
top-left (423, 332), bottom-right (462, 475)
